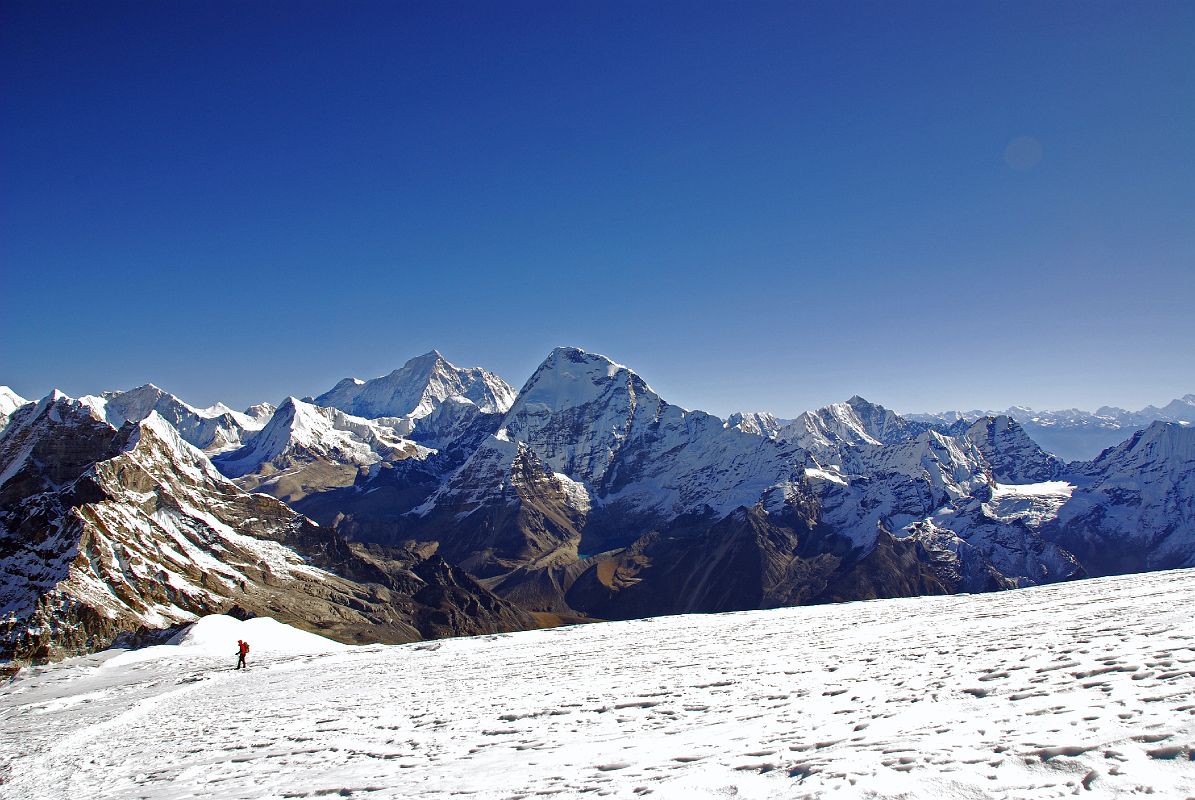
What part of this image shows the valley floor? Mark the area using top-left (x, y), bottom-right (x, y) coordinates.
top-left (2, 571), bottom-right (1195, 799)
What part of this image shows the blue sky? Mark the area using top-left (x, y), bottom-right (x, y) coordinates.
top-left (2, 1), bottom-right (1193, 416)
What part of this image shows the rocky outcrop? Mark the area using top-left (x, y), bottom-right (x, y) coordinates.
top-left (561, 503), bottom-right (951, 620)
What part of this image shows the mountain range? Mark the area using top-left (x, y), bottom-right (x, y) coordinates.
top-left (906, 396), bottom-right (1195, 460)
top-left (2, 348), bottom-right (1192, 670)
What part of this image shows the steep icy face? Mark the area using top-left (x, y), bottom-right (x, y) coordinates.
top-left (0, 387), bottom-right (29, 434)
top-left (78, 384), bottom-right (270, 453)
top-left (777, 397), bottom-right (931, 461)
top-left (498, 347), bottom-right (803, 520)
top-left (725, 412), bottom-right (790, 438)
top-left (964, 415), bottom-right (1064, 483)
top-left (805, 430), bottom-right (993, 549)
top-left (844, 396), bottom-right (932, 445)
top-left (778, 403), bottom-right (882, 456)
top-left (0, 404), bottom-right (534, 667)
top-left (0, 389), bottom-right (29, 441)
top-left (213, 397), bottom-right (431, 502)
top-left (500, 347), bottom-right (665, 486)
top-left (313, 351), bottom-right (516, 436)
top-left (1047, 422), bottom-right (1195, 573)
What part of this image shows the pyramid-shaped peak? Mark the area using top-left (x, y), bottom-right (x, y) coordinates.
top-left (540, 346), bottom-right (634, 374)
top-left (525, 347), bottom-right (645, 391)
top-left (510, 347), bottom-right (659, 423)
top-left (1084, 420), bottom-right (1195, 476)
top-left (403, 349), bottom-right (449, 369)
top-left (0, 387), bottom-right (29, 418)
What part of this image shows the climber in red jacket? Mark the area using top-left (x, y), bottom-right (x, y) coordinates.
top-left (235, 639), bottom-right (249, 670)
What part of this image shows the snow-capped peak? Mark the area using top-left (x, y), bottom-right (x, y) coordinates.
top-left (509, 347), bottom-right (655, 418)
top-left (725, 411), bottom-right (791, 438)
top-left (75, 383), bottom-right (270, 453)
top-left (964, 414), bottom-right (1064, 483)
top-left (1083, 420), bottom-right (1195, 475)
top-left (0, 386), bottom-right (31, 436)
top-left (0, 386), bottom-right (28, 417)
top-left (313, 351), bottom-right (516, 423)
top-left (125, 410), bottom-right (238, 489)
top-left (775, 401), bottom-right (882, 456)
top-left (213, 396), bottom-right (430, 480)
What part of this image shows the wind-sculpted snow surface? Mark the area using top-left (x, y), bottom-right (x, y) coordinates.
top-left (3, 570), bottom-right (1194, 799)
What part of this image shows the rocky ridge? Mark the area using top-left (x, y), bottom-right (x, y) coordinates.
top-left (0, 392), bottom-right (533, 669)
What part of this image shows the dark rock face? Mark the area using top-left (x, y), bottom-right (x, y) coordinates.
top-left (543, 504), bottom-right (952, 621)
top-left (406, 440), bottom-right (585, 576)
top-left (0, 398), bottom-right (534, 668)
top-left (964, 415), bottom-right (1064, 483)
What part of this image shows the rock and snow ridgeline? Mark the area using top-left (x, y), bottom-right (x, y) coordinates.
top-left (1, 350), bottom-right (1194, 668)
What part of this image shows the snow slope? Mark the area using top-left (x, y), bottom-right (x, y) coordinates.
top-left (0, 387), bottom-right (29, 435)
top-left (3, 569), bottom-right (1193, 800)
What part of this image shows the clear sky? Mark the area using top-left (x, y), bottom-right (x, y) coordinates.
top-left (2, 1), bottom-right (1193, 417)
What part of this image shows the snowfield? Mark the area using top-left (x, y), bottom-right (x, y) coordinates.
top-left (3, 572), bottom-right (1194, 800)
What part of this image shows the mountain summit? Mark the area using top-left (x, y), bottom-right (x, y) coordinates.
top-left (314, 350), bottom-right (516, 422)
